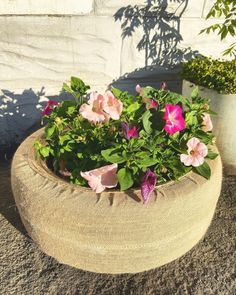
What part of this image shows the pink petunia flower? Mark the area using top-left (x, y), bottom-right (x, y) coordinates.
top-left (180, 137), bottom-right (208, 167)
top-left (121, 122), bottom-right (139, 140)
top-left (135, 84), bottom-right (148, 101)
top-left (79, 92), bottom-right (110, 123)
top-left (163, 104), bottom-right (186, 135)
top-left (42, 100), bottom-right (59, 116)
top-left (146, 99), bottom-right (158, 109)
top-left (202, 113), bottom-right (213, 132)
top-left (80, 164), bottom-right (118, 193)
top-left (141, 169), bottom-right (157, 204)
top-left (103, 91), bottom-right (123, 120)
top-left (135, 84), bottom-right (142, 93)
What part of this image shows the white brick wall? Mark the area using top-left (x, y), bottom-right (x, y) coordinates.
top-left (0, 16), bottom-right (122, 93)
top-left (0, 0), bottom-right (234, 94)
top-left (94, 0), bottom-right (146, 15)
top-left (0, 0), bottom-right (94, 15)
top-left (202, 0), bottom-right (215, 17)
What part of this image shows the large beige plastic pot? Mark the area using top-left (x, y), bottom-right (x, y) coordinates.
top-left (182, 79), bottom-right (236, 175)
top-left (11, 128), bottom-right (222, 274)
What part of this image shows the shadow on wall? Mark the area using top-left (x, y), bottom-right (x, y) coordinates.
top-left (112, 0), bottom-right (201, 95)
top-left (0, 88), bottom-right (71, 156)
top-left (110, 64), bottom-right (183, 94)
top-left (114, 0), bottom-right (199, 68)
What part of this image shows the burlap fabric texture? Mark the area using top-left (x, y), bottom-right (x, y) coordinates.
top-left (11, 128), bottom-right (222, 274)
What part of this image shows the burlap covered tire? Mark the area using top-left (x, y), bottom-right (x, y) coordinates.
top-left (11, 128), bottom-right (222, 274)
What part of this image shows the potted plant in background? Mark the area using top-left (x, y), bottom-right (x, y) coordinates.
top-left (11, 77), bottom-right (222, 274)
top-left (181, 0), bottom-right (236, 174)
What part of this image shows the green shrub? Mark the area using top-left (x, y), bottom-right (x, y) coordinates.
top-left (181, 57), bottom-right (236, 94)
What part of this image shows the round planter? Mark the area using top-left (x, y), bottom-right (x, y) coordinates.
top-left (11, 128), bottom-right (222, 274)
top-left (182, 79), bottom-right (236, 175)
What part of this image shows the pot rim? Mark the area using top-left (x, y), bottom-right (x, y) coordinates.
top-left (183, 79), bottom-right (236, 96)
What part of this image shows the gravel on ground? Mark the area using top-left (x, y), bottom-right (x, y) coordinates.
top-left (0, 159), bottom-right (235, 295)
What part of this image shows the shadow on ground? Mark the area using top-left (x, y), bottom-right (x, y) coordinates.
top-left (0, 161), bottom-right (26, 235)
top-left (0, 158), bottom-right (235, 295)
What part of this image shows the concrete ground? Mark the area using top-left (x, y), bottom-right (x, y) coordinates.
top-left (0, 159), bottom-right (235, 295)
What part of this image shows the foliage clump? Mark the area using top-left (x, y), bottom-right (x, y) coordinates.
top-left (35, 77), bottom-right (218, 203)
top-left (181, 57), bottom-right (236, 94)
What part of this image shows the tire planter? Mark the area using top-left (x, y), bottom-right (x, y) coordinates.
top-left (11, 128), bottom-right (222, 274)
top-left (182, 79), bottom-right (236, 175)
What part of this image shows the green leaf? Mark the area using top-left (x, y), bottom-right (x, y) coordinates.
top-left (137, 157), bottom-right (158, 167)
top-left (39, 146), bottom-right (50, 158)
top-left (130, 138), bottom-right (145, 149)
top-left (34, 140), bottom-right (41, 149)
top-left (195, 130), bottom-right (214, 144)
top-left (34, 140), bottom-right (43, 158)
top-left (185, 111), bottom-right (198, 127)
top-left (67, 106), bottom-right (76, 116)
top-left (126, 101), bottom-right (140, 113)
top-left (117, 168), bottom-right (134, 191)
top-left (191, 87), bottom-right (199, 99)
top-left (170, 142), bottom-right (185, 153)
top-left (217, 9), bottom-right (222, 18)
top-left (136, 151), bottom-right (158, 167)
top-left (71, 76), bottom-right (85, 91)
top-left (69, 76), bottom-right (90, 101)
top-left (168, 159), bottom-right (191, 176)
top-left (220, 27), bottom-right (228, 40)
top-left (199, 28), bottom-right (206, 35)
top-left (62, 83), bottom-right (73, 94)
top-left (57, 101), bottom-right (77, 117)
top-left (228, 25), bottom-right (235, 37)
top-left (77, 153), bottom-right (83, 159)
top-left (59, 134), bottom-right (71, 145)
top-left (70, 171), bottom-right (87, 186)
top-left (206, 150), bottom-right (218, 160)
top-left (63, 144), bottom-right (73, 152)
top-left (142, 110), bottom-right (152, 134)
top-left (101, 148), bottom-right (126, 164)
top-left (194, 162), bottom-right (211, 180)
top-left (111, 87), bottom-right (122, 98)
top-left (136, 151), bottom-right (150, 158)
top-left (45, 125), bottom-right (56, 139)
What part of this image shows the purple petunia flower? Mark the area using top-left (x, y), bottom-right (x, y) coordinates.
top-left (121, 122), bottom-right (139, 140)
top-left (141, 169), bottom-right (157, 204)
